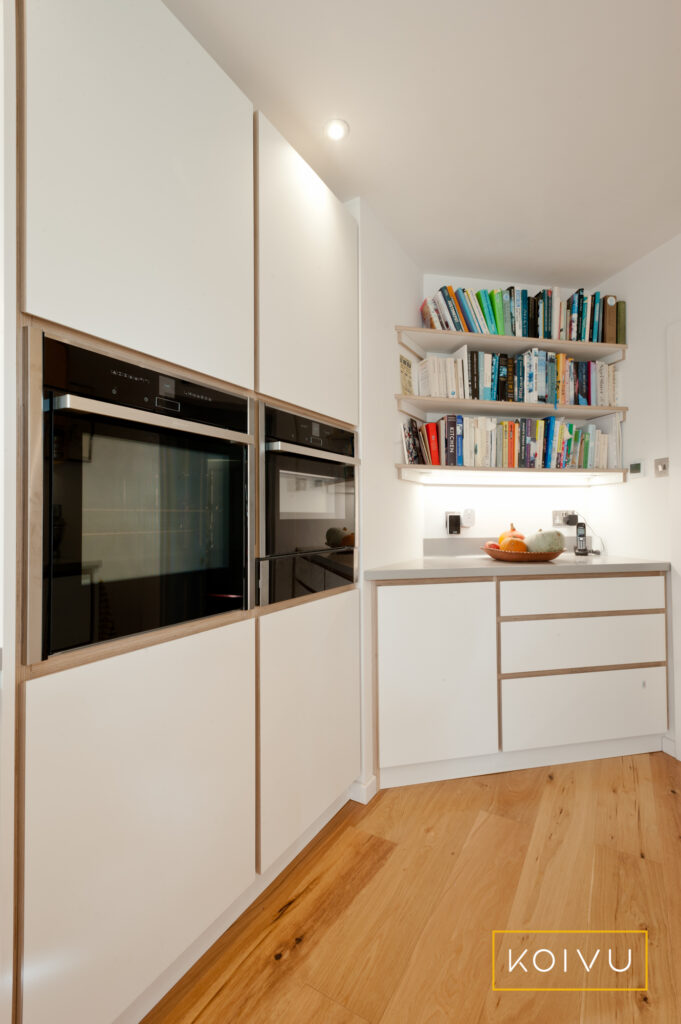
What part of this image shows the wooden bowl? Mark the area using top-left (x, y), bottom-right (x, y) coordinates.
top-left (480, 547), bottom-right (563, 562)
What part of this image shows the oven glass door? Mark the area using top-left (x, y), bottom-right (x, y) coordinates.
top-left (44, 407), bottom-right (247, 657)
top-left (265, 451), bottom-right (355, 556)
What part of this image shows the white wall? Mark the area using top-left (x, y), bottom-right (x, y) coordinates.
top-left (420, 273), bottom-right (600, 548)
top-left (350, 198), bottom-right (423, 787)
top-left (587, 235), bottom-right (681, 561)
top-left (585, 233), bottom-right (681, 751)
top-left (0, 1), bottom-right (16, 1021)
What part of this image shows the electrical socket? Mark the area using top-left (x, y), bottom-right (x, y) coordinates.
top-left (462, 508), bottom-right (475, 528)
top-left (552, 509), bottom-right (576, 527)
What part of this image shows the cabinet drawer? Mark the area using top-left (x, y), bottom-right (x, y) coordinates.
top-left (502, 667), bottom-right (668, 751)
top-left (500, 613), bottom-right (666, 675)
top-left (500, 575), bottom-right (665, 617)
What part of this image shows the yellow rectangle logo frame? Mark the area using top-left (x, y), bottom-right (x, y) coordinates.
top-left (492, 929), bottom-right (648, 992)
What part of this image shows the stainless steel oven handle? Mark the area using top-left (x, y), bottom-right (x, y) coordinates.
top-left (53, 394), bottom-right (254, 445)
top-left (265, 441), bottom-right (357, 465)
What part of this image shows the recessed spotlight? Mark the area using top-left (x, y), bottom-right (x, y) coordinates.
top-left (324, 118), bottom-right (350, 141)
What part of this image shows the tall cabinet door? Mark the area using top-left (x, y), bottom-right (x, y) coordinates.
top-left (24, 0), bottom-right (254, 388)
top-left (259, 589), bottom-right (361, 873)
top-left (256, 114), bottom-right (359, 425)
top-left (22, 622), bottom-right (256, 1024)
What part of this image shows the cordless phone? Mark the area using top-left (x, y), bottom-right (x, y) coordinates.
top-left (574, 521), bottom-right (588, 556)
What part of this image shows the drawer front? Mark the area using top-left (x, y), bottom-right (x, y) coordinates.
top-left (500, 575), bottom-right (665, 617)
top-left (500, 613), bottom-right (666, 675)
top-left (502, 667), bottom-right (668, 751)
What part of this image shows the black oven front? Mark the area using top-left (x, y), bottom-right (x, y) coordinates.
top-left (27, 332), bottom-right (254, 662)
top-left (258, 406), bottom-right (357, 605)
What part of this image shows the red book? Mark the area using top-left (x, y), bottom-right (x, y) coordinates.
top-left (425, 423), bottom-right (440, 465)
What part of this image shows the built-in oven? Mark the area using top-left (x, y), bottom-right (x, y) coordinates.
top-left (258, 405), bottom-right (357, 605)
top-left (25, 330), bottom-right (255, 663)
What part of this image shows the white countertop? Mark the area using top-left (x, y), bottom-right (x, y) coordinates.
top-left (364, 553), bottom-right (670, 580)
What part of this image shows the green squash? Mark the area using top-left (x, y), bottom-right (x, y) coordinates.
top-left (525, 528), bottom-right (565, 553)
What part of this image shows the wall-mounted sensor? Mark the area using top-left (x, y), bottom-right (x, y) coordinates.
top-left (629, 461), bottom-right (644, 476)
top-left (446, 512), bottom-right (461, 535)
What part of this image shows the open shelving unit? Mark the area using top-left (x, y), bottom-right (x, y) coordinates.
top-left (396, 324), bottom-right (628, 486)
top-left (396, 325), bottom-right (627, 365)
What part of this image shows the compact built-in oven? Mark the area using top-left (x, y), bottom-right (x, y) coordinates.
top-left (26, 330), bottom-right (254, 662)
top-left (258, 406), bottom-right (357, 605)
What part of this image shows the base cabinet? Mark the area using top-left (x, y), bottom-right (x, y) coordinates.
top-left (377, 582), bottom-right (498, 768)
top-left (22, 622), bottom-right (256, 1024)
top-left (502, 667), bottom-right (668, 751)
top-left (258, 590), bottom-right (361, 873)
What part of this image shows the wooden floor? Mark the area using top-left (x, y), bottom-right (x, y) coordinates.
top-left (143, 753), bottom-right (681, 1023)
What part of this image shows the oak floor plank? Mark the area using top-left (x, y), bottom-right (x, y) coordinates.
top-left (140, 813), bottom-right (388, 1024)
top-left (594, 755), bottom-right (663, 862)
top-left (579, 844), bottom-right (673, 1022)
top-left (377, 810), bottom-right (530, 1024)
top-left (191, 826), bottom-right (394, 1024)
top-left (481, 759), bottom-right (601, 1023)
top-left (297, 806), bottom-right (479, 1021)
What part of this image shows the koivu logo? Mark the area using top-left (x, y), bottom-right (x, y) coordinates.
top-left (492, 930), bottom-right (648, 992)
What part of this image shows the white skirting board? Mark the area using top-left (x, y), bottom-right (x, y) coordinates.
top-left (349, 774), bottom-right (378, 805)
top-left (112, 789), bottom-right (353, 1024)
top-left (379, 734), bottom-right (665, 789)
top-left (662, 735), bottom-right (677, 758)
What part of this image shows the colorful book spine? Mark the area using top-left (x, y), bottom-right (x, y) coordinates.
top-left (456, 415), bottom-right (464, 466)
top-left (439, 286), bottom-right (464, 331)
top-left (491, 290), bottom-right (505, 335)
top-left (502, 290), bottom-right (513, 335)
top-left (425, 422), bottom-right (440, 465)
top-left (455, 288), bottom-right (479, 332)
top-left (465, 289), bottom-right (488, 333)
top-left (591, 291), bottom-right (601, 342)
top-left (476, 290), bottom-right (498, 334)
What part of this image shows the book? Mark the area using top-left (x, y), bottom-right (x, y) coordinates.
top-left (465, 289), bottom-right (488, 333)
top-left (490, 290), bottom-right (505, 335)
top-left (448, 287), bottom-right (470, 332)
top-left (616, 300), bottom-right (626, 345)
top-left (400, 354), bottom-right (414, 395)
top-left (476, 289), bottom-right (498, 334)
top-left (439, 286), bottom-right (464, 331)
top-left (425, 422), bottom-right (440, 464)
top-left (455, 288), bottom-right (479, 332)
top-left (433, 290), bottom-right (455, 331)
top-left (502, 289), bottom-right (513, 335)
top-left (601, 295), bottom-right (617, 344)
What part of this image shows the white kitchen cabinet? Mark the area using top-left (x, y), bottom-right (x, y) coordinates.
top-left (502, 667), bottom-right (668, 751)
top-left (500, 613), bottom-right (666, 675)
top-left (377, 582), bottom-right (498, 769)
top-left (258, 589), bottom-right (361, 873)
top-left (22, 621), bottom-right (255, 1024)
top-left (499, 574), bottom-right (665, 617)
top-left (256, 114), bottom-right (359, 425)
top-left (24, 0), bottom-right (254, 388)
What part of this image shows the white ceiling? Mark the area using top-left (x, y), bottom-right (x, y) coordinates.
top-left (163, 0), bottom-right (681, 286)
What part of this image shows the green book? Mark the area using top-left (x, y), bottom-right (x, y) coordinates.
top-left (490, 290), bottom-right (505, 335)
top-left (616, 300), bottom-right (626, 345)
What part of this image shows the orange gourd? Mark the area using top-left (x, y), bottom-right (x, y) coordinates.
top-left (500, 536), bottom-right (528, 553)
top-left (498, 522), bottom-right (524, 545)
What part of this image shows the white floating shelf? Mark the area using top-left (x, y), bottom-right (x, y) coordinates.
top-left (397, 394), bottom-right (627, 422)
top-left (396, 325), bottom-right (627, 365)
top-left (396, 464), bottom-right (627, 487)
